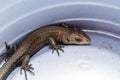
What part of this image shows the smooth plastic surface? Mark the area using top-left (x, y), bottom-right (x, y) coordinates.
top-left (0, 0), bottom-right (120, 80)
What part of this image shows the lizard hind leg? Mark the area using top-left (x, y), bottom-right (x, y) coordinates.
top-left (0, 42), bottom-right (18, 61)
top-left (5, 42), bottom-right (18, 61)
top-left (20, 54), bottom-right (34, 80)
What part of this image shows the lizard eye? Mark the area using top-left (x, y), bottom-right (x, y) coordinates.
top-left (75, 38), bottom-right (81, 42)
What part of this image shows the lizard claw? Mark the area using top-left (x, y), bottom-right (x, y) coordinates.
top-left (52, 45), bottom-right (64, 56)
top-left (4, 42), bottom-right (18, 61)
top-left (0, 42), bottom-right (11, 58)
top-left (20, 64), bottom-right (34, 75)
top-left (20, 64), bottom-right (34, 80)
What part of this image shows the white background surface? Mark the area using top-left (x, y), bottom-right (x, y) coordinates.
top-left (0, 0), bottom-right (120, 80)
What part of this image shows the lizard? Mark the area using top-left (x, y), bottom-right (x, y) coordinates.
top-left (0, 23), bottom-right (91, 80)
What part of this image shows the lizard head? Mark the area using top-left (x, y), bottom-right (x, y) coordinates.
top-left (62, 27), bottom-right (91, 45)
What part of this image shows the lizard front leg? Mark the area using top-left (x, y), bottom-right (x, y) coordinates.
top-left (20, 54), bottom-right (34, 80)
top-left (49, 37), bottom-right (64, 56)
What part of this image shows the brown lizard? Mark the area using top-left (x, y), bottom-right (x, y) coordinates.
top-left (0, 23), bottom-right (90, 80)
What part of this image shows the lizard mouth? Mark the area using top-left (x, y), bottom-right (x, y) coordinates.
top-left (84, 42), bottom-right (91, 45)
top-left (79, 40), bottom-right (91, 45)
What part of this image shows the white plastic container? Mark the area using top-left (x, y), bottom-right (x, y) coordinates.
top-left (0, 0), bottom-right (120, 80)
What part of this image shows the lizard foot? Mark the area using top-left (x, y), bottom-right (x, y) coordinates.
top-left (20, 64), bottom-right (34, 80)
top-left (20, 64), bottom-right (34, 75)
top-left (0, 42), bottom-right (18, 61)
top-left (52, 45), bottom-right (64, 56)
top-left (4, 42), bottom-right (18, 61)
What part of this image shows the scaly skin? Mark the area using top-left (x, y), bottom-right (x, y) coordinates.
top-left (0, 24), bottom-right (90, 80)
